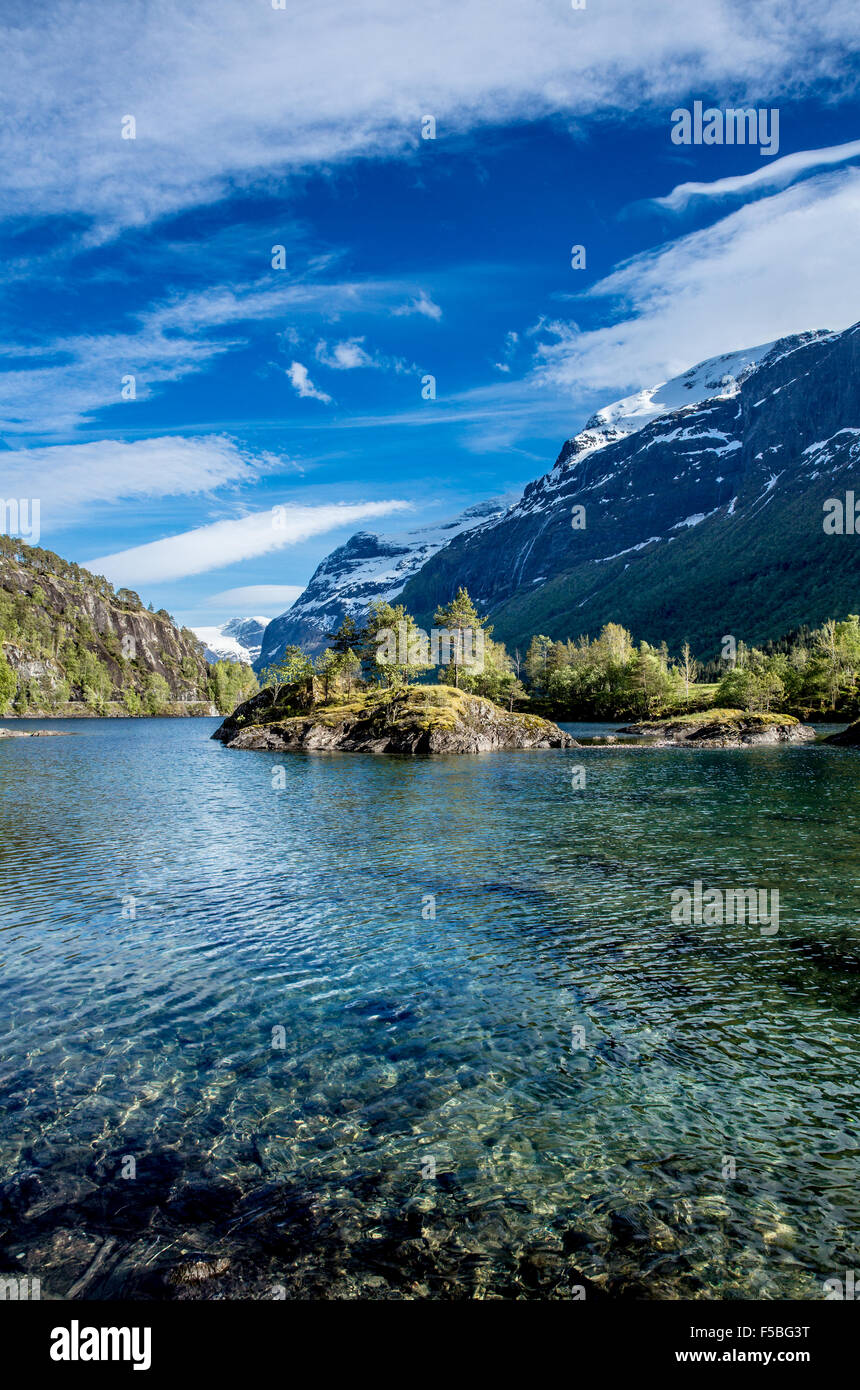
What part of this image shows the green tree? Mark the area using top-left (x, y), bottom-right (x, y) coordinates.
top-left (123, 686), bottom-right (143, 715)
top-left (325, 614), bottom-right (364, 696)
top-left (679, 640), bottom-right (698, 706)
top-left (314, 647), bottom-right (339, 702)
top-left (499, 673), bottom-right (527, 712)
top-left (433, 588), bottom-right (490, 690)
top-left (365, 601), bottom-right (433, 688)
top-left (259, 646), bottom-right (314, 706)
top-left (209, 660), bottom-right (259, 714)
top-left (524, 634), bottom-right (553, 694)
top-left (0, 653), bottom-right (17, 713)
top-left (142, 673), bottom-right (172, 715)
top-left (327, 613), bottom-right (365, 655)
top-left (452, 635), bottom-right (511, 701)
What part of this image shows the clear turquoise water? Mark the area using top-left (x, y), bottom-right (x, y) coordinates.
top-left (0, 717), bottom-right (858, 1299)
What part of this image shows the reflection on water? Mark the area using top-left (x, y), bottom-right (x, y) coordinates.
top-left (0, 717), bottom-right (858, 1299)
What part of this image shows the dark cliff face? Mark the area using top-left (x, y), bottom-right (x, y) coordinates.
top-left (0, 540), bottom-right (214, 712)
top-left (399, 323), bottom-right (860, 655)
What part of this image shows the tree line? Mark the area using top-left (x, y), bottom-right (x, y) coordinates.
top-left (260, 590), bottom-right (860, 721)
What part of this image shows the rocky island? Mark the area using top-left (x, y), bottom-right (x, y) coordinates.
top-left (618, 709), bottom-right (816, 748)
top-left (213, 684), bottom-right (574, 754)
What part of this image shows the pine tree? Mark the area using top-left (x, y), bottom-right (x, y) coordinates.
top-left (327, 613), bottom-right (365, 655)
top-left (364, 601), bottom-right (432, 688)
top-left (433, 587), bottom-right (489, 690)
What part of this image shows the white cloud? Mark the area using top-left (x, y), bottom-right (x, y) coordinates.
top-left (287, 361), bottom-right (332, 403)
top-left (205, 584), bottom-right (305, 611)
top-left (0, 434), bottom-right (259, 517)
top-left (0, 275), bottom-right (427, 434)
top-left (85, 499), bottom-right (411, 584)
top-left (314, 335), bottom-right (411, 375)
top-left (534, 167), bottom-right (860, 400)
top-left (654, 137), bottom-right (860, 211)
top-left (392, 292), bottom-right (443, 321)
top-left (2, 2), bottom-right (856, 236)
top-left (315, 337), bottom-right (373, 369)
top-left (0, 325), bottom-right (238, 436)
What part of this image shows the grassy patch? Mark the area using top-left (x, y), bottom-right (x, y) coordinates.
top-left (638, 707), bottom-right (799, 728)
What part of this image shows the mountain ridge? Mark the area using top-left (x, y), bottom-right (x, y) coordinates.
top-left (398, 323), bottom-right (860, 655)
top-left (258, 500), bottom-right (505, 666)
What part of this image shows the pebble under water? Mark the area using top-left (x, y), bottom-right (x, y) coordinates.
top-left (0, 716), bottom-right (858, 1300)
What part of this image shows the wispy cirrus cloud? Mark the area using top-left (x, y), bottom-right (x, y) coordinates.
top-left (392, 292), bottom-right (443, 322)
top-left (0, 434), bottom-right (261, 517)
top-left (4, 1), bottom-right (855, 238)
top-left (654, 137), bottom-right (860, 212)
top-left (315, 336), bottom-right (411, 375)
top-left (315, 338), bottom-right (373, 370)
top-left (0, 274), bottom-right (435, 434)
top-left (534, 167), bottom-right (860, 401)
top-left (85, 499), bottom-right (412, 585)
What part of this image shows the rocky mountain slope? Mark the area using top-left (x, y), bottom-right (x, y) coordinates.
top-left (398, 323), bottom-right (860, 656)
top-left (258, 501), bottom-right (504, 666)
top-left (193, 616), bottom-right (268, 666)
top-left (0, 538), bottom-right (216, 715)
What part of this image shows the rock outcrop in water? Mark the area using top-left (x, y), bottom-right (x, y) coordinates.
top-left (213, 684), bottom-right (574, 754)
top-left (0, 727), bottom-right (69, 738)
top-left (824, 721), bottom-right (860, 746)
top-left (619, 709), bottom-right (816, 747)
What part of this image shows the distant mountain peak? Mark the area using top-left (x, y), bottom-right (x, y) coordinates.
top-left (193, 616), bottom-right (269, 666)
top-left (257, 501), bottom-right (506, 665)
top-left (549, 330), bottom-right (835, 481)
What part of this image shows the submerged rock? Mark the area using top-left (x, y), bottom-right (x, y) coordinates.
top-left (166, 1256), bottom-right (231, 1285)
top-left (0, 727), bottom-right (70, 738)
top-left (213, 685), bottom-right (574, 754)
top-left (618, 710), bottom-right (815, 748)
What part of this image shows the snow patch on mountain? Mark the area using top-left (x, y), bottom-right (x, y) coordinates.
top-left (193, 616), bottom-right (269, 665)
top-left (551, 341), bottom-right (784, 473)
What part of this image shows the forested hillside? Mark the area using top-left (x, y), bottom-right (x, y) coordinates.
top-left (0, 538), bottom-right (256, 716)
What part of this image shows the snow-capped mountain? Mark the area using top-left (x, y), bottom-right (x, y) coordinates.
top-left (543, 339), bottom-right (784, 483)
top-left (258, 501), bottom-right (505, 666)
top-left (193, 616), bottom-right (269, 666)
top-left (399, 324), bottom-right (860, 655)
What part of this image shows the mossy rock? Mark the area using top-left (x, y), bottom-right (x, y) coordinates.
top-left (214, 684), bottom-right (574, 754)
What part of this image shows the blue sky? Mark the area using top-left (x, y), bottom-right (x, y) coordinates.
top-left (1, 0), bottom-right (859, 628)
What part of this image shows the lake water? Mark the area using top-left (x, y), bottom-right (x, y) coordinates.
top-left (1, 716), bottom-right (858, 1300)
